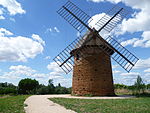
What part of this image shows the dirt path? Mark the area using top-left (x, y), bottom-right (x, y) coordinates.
top-left (24, 94), bottom-right (135, 113)
top-left (24, 95), bottom-right (76, 113)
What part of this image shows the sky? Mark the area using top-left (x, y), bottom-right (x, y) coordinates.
top-left (0, 0), bottom-right (150, 87)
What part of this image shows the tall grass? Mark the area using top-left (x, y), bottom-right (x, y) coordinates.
top-left (0, 95), bottom-right (29, 113)
top-left (50, 97), bottom-right (150, 113)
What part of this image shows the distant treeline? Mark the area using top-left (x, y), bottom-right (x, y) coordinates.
top-left (0, 78), bottom-right (71, 95)
top-left (0, 76), bottom-right (150, 95)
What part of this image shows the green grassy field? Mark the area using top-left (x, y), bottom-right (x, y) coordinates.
top-left (49, 97), bottom-right (150, 113)
top-left (0, 95), bottom-right (29, 113)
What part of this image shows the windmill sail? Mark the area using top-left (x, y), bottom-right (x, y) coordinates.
top-left (96, 35), bottom-right (139, 72)
top-left (57, 1), bottom-right (93, 33)
top-left (53, 32), bottom-right (91, 74)
top-left (55, 1), bottom-right (139, 73)
top-left (96, 5), bottom-right (128, 33)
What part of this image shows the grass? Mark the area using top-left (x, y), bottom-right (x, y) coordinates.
top-left (49, 97), bottom-right (150, 113)
top-left (0, 95), bottom-right (29, 113)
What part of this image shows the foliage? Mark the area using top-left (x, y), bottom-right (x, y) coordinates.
top-left (13, 78), bottom-right (71, 95)
top-left (114, 84), bottom-right (127, 89)
top-left (49, 97), bottom-right (150, 113)
top-left (116, 76), bottom-right (149, 95)
top-left (55, 83), bottom-right (70, 94)
top-left (0, 82), bottom-right (17, 95)
top-left (0, 95), bottom-right (29, 113)
top-left (36, 81), bottom-right (71, 95)
top-left (0, 87), bottom-right (17, 95)
top-left (36, 85), bottom-right (49, 95)
top-left (133, 75), bottom-right (146, 94)
top-left (146, 84), bottom-right (150, 89)
top-left (18, 78), bottom-right (39, 94)
top-left (48, 79), bottom-right (55, 94)
top-left (2, 77), bottom-right (149, 95)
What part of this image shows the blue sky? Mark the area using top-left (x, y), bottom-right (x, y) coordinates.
top-left (0, 0), bottom-right (150, 87)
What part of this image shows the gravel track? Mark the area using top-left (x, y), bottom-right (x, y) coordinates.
top-left (24, 94), bottom-right (135, 113)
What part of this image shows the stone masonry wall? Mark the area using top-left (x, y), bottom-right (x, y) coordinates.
top-left (72, 47), bottom-right (115, 96)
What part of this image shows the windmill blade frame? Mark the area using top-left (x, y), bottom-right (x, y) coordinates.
top-left (53, 32), bottom-right (94, 74)
top-left (95, 34), bottom-right (139, 72)
top-left (57, 0), bottom-right (93, 33)
top-left (96, 5), bottom-right (129, 33)
top-left (55, 1), bottom-right (139, 73)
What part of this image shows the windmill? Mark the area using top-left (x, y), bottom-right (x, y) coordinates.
top-left (54, 1), bottom-right (139, 96)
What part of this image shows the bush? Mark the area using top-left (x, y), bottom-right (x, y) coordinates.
top-left (37, 86), bottom-right (49, 94)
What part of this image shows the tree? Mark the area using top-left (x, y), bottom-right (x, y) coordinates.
top-left (18, 78), bottom-right (39, 94)
top-left (134, 75), bottom-right (145, 94)
top-left (48, 79), bottom-right (55, 94)
top-left (146, 84), bottom-right (150, 90)
top-left (55, 83), bottom-right (71, 94)
top-left (55, 84), bottom-right (61, 94)
top-left (37, 86), bottom-right (49, 94)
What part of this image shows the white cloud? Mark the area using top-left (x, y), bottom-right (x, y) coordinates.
top-left (0, 15), bottom-right (5, 19)
top-left (0, 65), bottom-right (36, 80)
top-left (54, 27), bottom-right (60, 33)
top-left (9, 65), bottom-right (36, 74)
top-left (47, 61), bottom-right (72, 87)
top-left (121, 38), bottom-right (138, 47)
top-left (0, 63), bottom-right (71, 87)
top-left (0, 74), bottom-right (21, 79)
top-left (88, 0), bottom-right (150, 35)
top-left (45, 56), bottom-right (51, 60)
top-left (49, 75), bottom-right (62, 79)
top-left (134, 58), bottom-right (150, 69)
top-left (0, 8), bottom-right (4, 15)
top-left (0, 65), bottom-right (48, 81)
top-left (48, 28), bottom-right (52, 32)
top-left (120, 72), bottom-right (140, 76)
top-left (114, 75), bottom-right (138, 85)
top-left (32, 34), bottom-right (45, 45)
top-left (144, 68), bottom-right (150, 73)
top-left (88, 12), bottom-right (121, 38)
top-left (0, 8), bottom-right (5, 20)
top-left (46, 27), bottom-right (60, 33)
top-left (112, 65), bottom-right (119, 69)
top-left (120, 10), bottom-right (150, 34)
top-left (0, 28), bottom-right (13, 37)
top-left (88, 13), bottom-right (105, 30)
top-left (121, 31), bottom-right (150, 48)
top-left (113, 70), bottom-right (121, 74)
top-left (0, 0), bottom-right (26, 15)
top-left (32, 73), bottom-right (48, 78)
top-left (0, 28), bottom-right (44, 62)
top-left (53, 77), bottom-right (72, 87)
top-left (119, 0), bottom-right (150, 34)
top-left (10, 18), bottom-right (15, 22)
top-left (87, 0), bottom-right (121, 3)
top-left (47, 62), bottom-right (63, 75)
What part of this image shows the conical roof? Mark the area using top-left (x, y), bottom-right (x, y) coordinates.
top-left (76, 30), bottom-right (104, 48)
top-left (71, 30), bottom-right (114, 55)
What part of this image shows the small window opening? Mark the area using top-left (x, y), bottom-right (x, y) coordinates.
top-left (76, 53), bottom-right (80, 60)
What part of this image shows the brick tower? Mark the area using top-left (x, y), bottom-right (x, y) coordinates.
top-left (71, 32), bottom-right (115, 96)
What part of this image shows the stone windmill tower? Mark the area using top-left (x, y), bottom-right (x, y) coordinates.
top-left (54, 1), bottom-right (139, 96)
